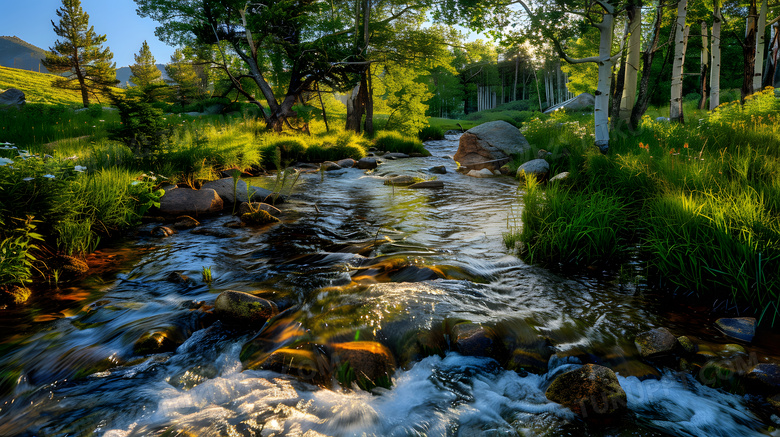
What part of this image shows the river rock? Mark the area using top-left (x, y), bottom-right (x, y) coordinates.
top-left (745, 363), bottom-right (780, 394)
top-left (384, 152), bottom-right (410, 160)
top-left (214, 290), bottom-right (278, 326)
top-left (715, 317), bottom-right (756, 342)
top-left (384, 175), bottom-right (417, 186)
top-left (133, 325), bottom-right (186, 355)
top-left (238, 202), bottom-right (281, 216)
top-left (321, 161), bottom-right (342, 171)
top-left (635, 327), bottom-right (679, 362)
top-left (451, 323), bottom-right (501, 359)
top-left (330, 341), bottom-right (396, 390)
top-left (173, 215), bottom-right (200, 230)
top-left (357, 157), bottom-right (378, 169)
top-left (428, 165), bottom-right (447, 174)
top-left (506, 341), bottom-right (553, 375)
top-left (200, 178), bottom-right (275, 204)
top-left (240, 209), bottom-right (280, 226)
top-left (544, 93), bottom-right (595, 114)
top-left (337, 158), bottom-right (356, 168)
top-left (454, 120), bottom-right (530, 171)
top-left (516, 159), bottom-right (550, 181)
top-left (409, 180), bottom-right (444, 189)
top-left (0, 88), bottom-right (25, 108)
top-left (677, 335), bottom-right (698, 355)
top-left (545, 364), bottom-right (627, 422)
top-left (159, 187), bottom-right (223, 216)
top-left (549, 172), bottom-right (570, 183)
top-left (151, 226), bottom-right (177, 237)
top-left (698, 356), bottom-right (751, 391)
top-left (467, 168), bottom-right (495, 178)
top-left (258, 347), bottom-right (330, 385)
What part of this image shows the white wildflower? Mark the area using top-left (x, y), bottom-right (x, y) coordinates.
top-left (22, 177), bottom-right (34, 181)
top-left (43, 174), bottom-right (56, 179)
top-left (74, 165), bottom-right (87, 172)
top-left (0, 157), bottom-right (14, 166)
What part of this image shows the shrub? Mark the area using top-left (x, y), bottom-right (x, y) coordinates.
top-left (373, 131), bottom-right (429, 155)
top-left (418, 125), bottom-right (444, 141)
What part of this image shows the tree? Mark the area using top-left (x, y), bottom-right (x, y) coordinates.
top-left (670, 0), bottom-right (690, 123)
top-left (130, 41), bottom-right (163, 88)
top-left (42, 0), bottom-right (118, 107)
top-left (165, 48), bottom-right (206, 106)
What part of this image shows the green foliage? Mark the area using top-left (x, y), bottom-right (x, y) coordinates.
top-left (42, 0), bottom-right (118, 107)
top-left (378, 63), bottom-right (433, 136)
top-left (0, 66), bottom-right (91, 106)
top-left (258, 132), bottom-right (367, 166)
top-left (165, 48), bottom-right (205, 106)
top-left (373, 131), bottom-right (430, 156)
top-left (0, 103), bottom-right (119, 146)
top-left (129, 41), bottom-right (163, 88)
top-left (418, 125), bottom-right (445, 141)
top-left (109, 91), bottom-right (169, 158)
top-left (0, 216), bottom-right (43, 286)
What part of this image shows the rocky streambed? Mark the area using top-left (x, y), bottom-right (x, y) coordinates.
top-left (1, 134), bottom-right (779, 436)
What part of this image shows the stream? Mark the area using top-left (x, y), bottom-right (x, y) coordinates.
top-left (0, 135), bottom-right (778, 436)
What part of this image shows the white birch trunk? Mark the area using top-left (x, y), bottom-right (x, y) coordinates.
top-left (754, 0), bottom-right (768, 90)
top-left (670, 0), bottom-right (689, 123)
top-left (710, 0), bottom-right (722, 110)
top-left (620, 3), bottom-right (642, 119)
top-left (594, 9), bottom-right (616, 151)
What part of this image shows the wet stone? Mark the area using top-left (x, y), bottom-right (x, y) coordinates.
top-left (240, 210), bottom-right (280, 226)
top-left (384, 152), bottom-right (410, 160)
top-left (357, 157), bottom-right (378, 169)
top-left (745, 363), bottom-right (780, 394)
top-left (697, 354), bottom-right (756, 391)
top-left (336, 158), bottom-right (356, 168)
top-left (258, 347), bottom-right (330, 386)
top-left (133, 326), bottom-right (186, 355)
top-left (716, 317), bottom-right (756, 342)
top-left (214, 290), bottom-right (278, 327)
top-left (166, 272), bottom-right (191, 284)
top-left (506, 342), bottom-right (553, 375)
top-left (427, 165), bottom-right (447, 174)
top-left (451, 323), bottom-right (500, 359)
top-left (383, 175), bottom-right (417, 186)
top-left (331, 341), bottom-right (396, 390)
top-left (151, 226), bottom-right (177, 237)
top-left (409, 180), bottom-right (444, 189)
top-left (321, 161), bottom-right (342, 171)
top-left (611, 358), bottom-right (661, 381)
top-left (173, 215), bottom-right (200, 230)
top-left (677, 336), bottom-right (697, 355)
top-left (545, 364), bottom-right (627, 423)
top-left (635, 327), bottom-right (679, 361)
top-left (169, 364), bottom-right (218, 390)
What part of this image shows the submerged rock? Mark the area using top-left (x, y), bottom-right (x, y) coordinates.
top-left (336, 158), bottom-right (356, 168)
top-left (133, 326), bottom-right (186, 355)
top-left (384, 175), bottom-right (417, 186)
top-left (635, 327), bottom-right (679, 361)
top-left (745, 363), bottom-right (780, 394)
top-left (383, 152), bottom-right (410, 159)
top-left (451, 323), bottom-right (501, 359)
top-left (321, 161), bottom-right (342, 171)
top-left (151, 226), bottom-right (177, 237)
top-left (214, 290), bottom-right (278, 327)
top-left (454, 120), bottom-right (530, 171)
top-left (330, 341), bottom-right (396, 390)
top-left (545, 363), bottom-right (627, 422)
top-left (173, 215), bottom-right (200, 230)
top-left (409, 180), bottom-right (444, 189)
top-left (428, 165), bottom-right (447, 174)
top-left (240, 210), bottom-right (281, 226)
top-left (467, 168), bottom-right (495, 178)
top-left (169, 364), bottom-right (218, 390)
top-left (716, 317), bottom-right (756, 342)
top-left (258, 347), bottom-right (330, 386)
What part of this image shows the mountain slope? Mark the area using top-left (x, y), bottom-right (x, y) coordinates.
top-left (0, 36), bottom-right (48, 73)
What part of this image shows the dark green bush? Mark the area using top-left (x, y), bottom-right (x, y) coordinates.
top-left (418, 125), bottom-right (445, 141)
top-left (373, 131), bottom-right (430, 155)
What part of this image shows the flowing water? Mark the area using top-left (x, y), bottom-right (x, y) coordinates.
top-left (1, 136), bottom-right (779, 436)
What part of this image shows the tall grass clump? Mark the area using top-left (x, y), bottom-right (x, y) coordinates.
top-left (511, 176), bottom-right (629, 267)
top-left (373, 131), bottom-right (430, 155)
top-left (512, 86), bottom-right (780, 324)
top-left (0, 103), bottom-right (119, 147)
top-left (258, 131), bottom-right (367, 166)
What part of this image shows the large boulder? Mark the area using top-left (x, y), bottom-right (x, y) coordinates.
top-left (200, 178), bottom-right (274, 204)
top-left (0, 88), bottom-right (25, 108)
top-left (454, 121), bottom-right (531, 171)
top-left (159, 187), bottom-right (223, 216)
top-left (545, 364), bottom-right (627, 422)
top-left (543, 93), bottom-right (595, 114)
top-left (357, 157), bottom-right (378, 169)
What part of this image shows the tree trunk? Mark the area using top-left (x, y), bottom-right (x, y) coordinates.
top-left (316, 82), bottom-right (329, 132)
top-left (742, 0), bottom-right (758, 101)
top-left (754, 0), bottom-right (768, 91)
top-left (594, 8), bottom-right (616, 152)
top-left (345, 82), bottom-right (364, 132)
top-left (513, 56), bottom-right (519, 101)
top-left (611, 43), bottom-right (627, 129)
top-left (630, 1), bottom-right (664, 130)
top-left (699, 21), bottom-right (710, 109)
top-left (710, 0), bottom-right (722, 110)
top-left (765, 23), bottom-right (780, 87)
top-left (363, 68), bottom-right (374, 135)
top-left (670, 0), bottom-right (689, 123)
top-left (621, 1), bottom-right (642, 120)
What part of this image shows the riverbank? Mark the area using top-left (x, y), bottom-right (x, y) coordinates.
top-left (507, 88), bottom-right (780, 327)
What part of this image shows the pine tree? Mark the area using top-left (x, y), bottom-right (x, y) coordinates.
top-left (165, 48), bottom-right (203, 105)
top-left (130, 41), bottom-right (162, 87)
top-left (42, 0), bottom-right (118, 108)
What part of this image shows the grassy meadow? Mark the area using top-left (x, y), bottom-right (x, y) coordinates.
top-left (506, 88), bottom-right (780, 326)
top-left (0, 66), bottom-right (119, 106)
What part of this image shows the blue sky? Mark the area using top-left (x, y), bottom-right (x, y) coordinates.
top-left (2, 0), bottom-right (175, 67)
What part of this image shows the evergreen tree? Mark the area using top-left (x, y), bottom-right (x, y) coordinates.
top-left (165, 48), bottom-right (203, 105)
top-left (42, 0), bottom-right (118, 107)
top-left (130, 41), bottom-right (162, 87)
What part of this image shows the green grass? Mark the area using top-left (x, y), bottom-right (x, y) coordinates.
top-left (373, 131), bottom-right (430, 155)
top-left (508, 87), bottom-right (780, 325)
top-left (257, 130), bottom-right (368, 167)
top-left (0, 66), bottom-right (121, 106)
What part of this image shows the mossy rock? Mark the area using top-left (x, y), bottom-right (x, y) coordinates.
top-left (330, 341), bottom-right (396, 390)
top-left (0, 286), bottom-right (31, 305)
top-left (697, 355), bottom-right (755, 392)
top-left (634, 327), bottom-right (679, 362)
top-left (240, 210), bottom-right (280, 226)
top-left (214, 290), bottom-right (278, 327)
top-left (173, 215), bottom-right (200, 230)
top-left (257, 347), bottom-right (331, 386)
top-left (677, 336), bottom-right (697, 355)
top-left (545, 364), bottom-right (627, 423)
top-left (396, 328), bottom-right (446, 368)
top-left (133, 325), bottom-right (187, 355)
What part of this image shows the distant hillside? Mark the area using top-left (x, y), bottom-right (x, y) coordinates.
top-left (0, 36), bottom-right (48, 73)
top-left (116, 65), bottom-right (170, 88)
top-left (0, 66), bottom-right (122, 106)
